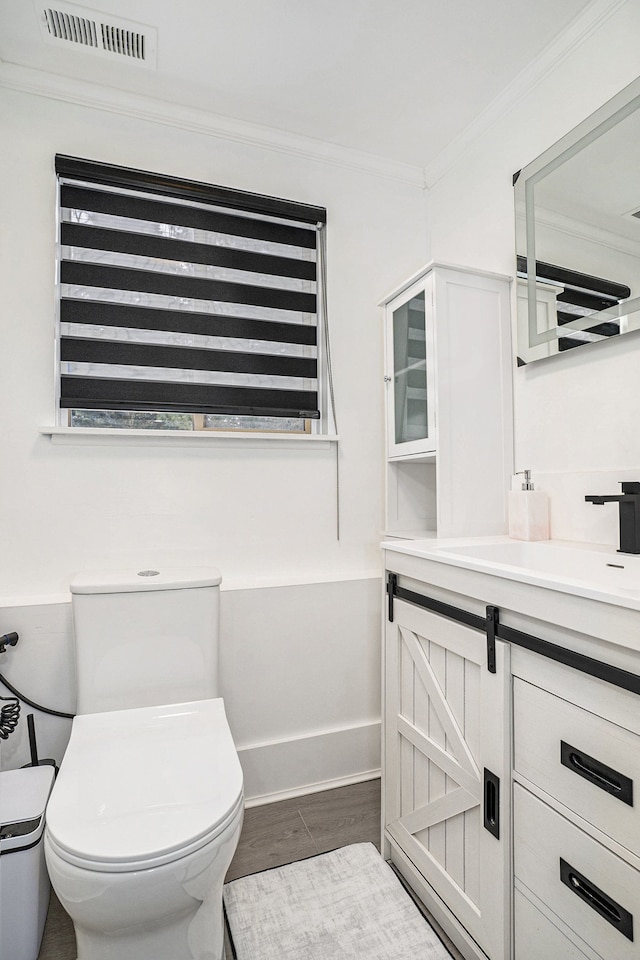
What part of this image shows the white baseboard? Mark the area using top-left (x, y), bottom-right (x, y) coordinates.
top-left (237, 720), bottom-right (381, 805)
top-left (244, 770), bottom-right (381, 808)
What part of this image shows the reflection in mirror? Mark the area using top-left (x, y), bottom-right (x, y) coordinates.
top-left (514, 76), bottom-right (640, 364)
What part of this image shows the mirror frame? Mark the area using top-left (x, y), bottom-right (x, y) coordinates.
top-left (514, 74), bottom-right (640, 364)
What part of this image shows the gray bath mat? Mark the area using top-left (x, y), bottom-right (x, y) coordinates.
top-left (223, 842), bottom-right (451, 959)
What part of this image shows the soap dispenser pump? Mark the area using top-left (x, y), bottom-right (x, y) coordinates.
top-left (508, 469), bottom-right (549, 541)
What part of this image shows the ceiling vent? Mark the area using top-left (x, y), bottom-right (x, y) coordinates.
top-left (38, 3), bottom-right (157, 67)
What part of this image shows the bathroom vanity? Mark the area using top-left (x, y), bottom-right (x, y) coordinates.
top-left (381, 537), bottom-right (640, 960)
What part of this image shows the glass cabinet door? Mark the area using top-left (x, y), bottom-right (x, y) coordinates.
top-left (385, 277), bottom-right (435, 458)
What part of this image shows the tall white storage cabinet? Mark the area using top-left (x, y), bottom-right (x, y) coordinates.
top-left (381, 264), bottom-right (513, 539)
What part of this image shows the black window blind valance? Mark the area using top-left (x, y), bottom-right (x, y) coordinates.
top-left (56, 155), bottom-right (327, 420)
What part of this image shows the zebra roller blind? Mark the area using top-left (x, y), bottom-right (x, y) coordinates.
top-left (516, 255), bottom-right (631, 350)
top-left (56, 156), bottom-right (326, 421)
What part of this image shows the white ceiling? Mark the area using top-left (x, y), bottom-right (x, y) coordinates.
top-left (0, 0), bottom-right (596, 169)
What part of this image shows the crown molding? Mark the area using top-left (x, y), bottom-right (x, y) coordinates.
top-left (518, 203), bottom-right (640, 261)
top-left (1, 1), bottom-right (626, 194)
top-left (0, 61), bottom-right (426, 188)
top-left (423, 0), bottom-right (629, 187)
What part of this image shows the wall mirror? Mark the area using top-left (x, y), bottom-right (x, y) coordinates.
top-left (514, 75), bottom-right (640, 364)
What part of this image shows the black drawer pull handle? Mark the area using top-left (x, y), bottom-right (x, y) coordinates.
top-left (569, 874), bottom-right (620, 924)
top-left (560, 741), bottom-right (633, 806)
top-left (570, 754), bottom-right (619, 791)
top-left (560, 858), bottom-right (634, 941)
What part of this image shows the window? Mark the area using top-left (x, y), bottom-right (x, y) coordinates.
top-left (55, 156), bottom-right (330, 434)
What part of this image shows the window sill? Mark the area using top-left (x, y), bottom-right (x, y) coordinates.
top-left (40, 426), bottom-right (339, 448)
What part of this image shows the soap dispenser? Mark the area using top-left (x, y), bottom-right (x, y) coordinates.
top-left (508, 469), bottom-right (549, 541)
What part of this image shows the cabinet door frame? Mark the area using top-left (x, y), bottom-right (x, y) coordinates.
top-left (384, 272), bottom-right (437, 460)
top-left (383, 596), bottom-right (512, 960)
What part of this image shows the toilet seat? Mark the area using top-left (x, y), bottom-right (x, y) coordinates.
top-left (45, 698), bottom-right (243, 873)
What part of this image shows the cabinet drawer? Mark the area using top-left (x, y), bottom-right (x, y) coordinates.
top-left (514, 677), bottom-right (639, 853)
top-left (514, 785), bottom-right (639, 959)
top-left (514, 888), bottom-right (594, 960)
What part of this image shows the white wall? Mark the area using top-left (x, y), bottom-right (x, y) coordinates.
top-left (0, 84), bottom-right (427, 595)
top-left (0, 81), bottom-right (427, 794)
top-left (6, 2), bottom-right (636, 797)
top-left (428, 0), bottom-right (640, 540)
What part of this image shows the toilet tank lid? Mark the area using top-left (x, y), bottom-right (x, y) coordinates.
top-left (70, 566), bottom-right (222, 594)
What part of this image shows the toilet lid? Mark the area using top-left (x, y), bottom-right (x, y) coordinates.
top-left (45, 698), bottom-right (243, 871)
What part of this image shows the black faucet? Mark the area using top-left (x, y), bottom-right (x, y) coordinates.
top-left (585, 481), bottom-right (640, 554)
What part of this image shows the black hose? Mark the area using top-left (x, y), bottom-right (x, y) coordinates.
top-left (0, 672), bottom-right (75, 720)
top-left (0, 697), bottom-right (20, 739)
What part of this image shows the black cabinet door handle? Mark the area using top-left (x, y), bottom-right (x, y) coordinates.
top-left (560, 859), bottom-right (634, 941)
top-left (483, 768), bottom-right (500, 839)
top-left (560, 741), bottom-right (633, 806)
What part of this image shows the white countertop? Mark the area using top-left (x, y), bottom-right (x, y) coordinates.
top-left (382, 536), bottom-right (640, 613)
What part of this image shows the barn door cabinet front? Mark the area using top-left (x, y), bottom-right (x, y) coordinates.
top-left (383, 574), bottom-right (511, 960)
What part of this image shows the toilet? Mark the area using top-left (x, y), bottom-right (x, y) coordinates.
top-left (44, 567), bottom-right (244, 960)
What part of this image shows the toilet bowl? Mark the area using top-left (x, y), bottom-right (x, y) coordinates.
top-left (44, 566), bottom-right (242, 958)
top-left (45, 697), bottom-right (244, 960)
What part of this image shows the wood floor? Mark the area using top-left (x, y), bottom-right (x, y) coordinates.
top-left (226, 776), bottom-right (382, 882)
top-left (37, 777), bottom-right (458, 959)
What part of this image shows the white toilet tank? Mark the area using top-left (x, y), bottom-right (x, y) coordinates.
top-left (70, 567), bottom-right (222, 715)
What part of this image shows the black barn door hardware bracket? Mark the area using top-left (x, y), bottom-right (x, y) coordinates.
top-left (383, 574), bottom-right (640, 694)
top-left (486, 606), bottom-right (499, 673)
top-left (387, 574), bottom-right (397, 622)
